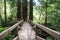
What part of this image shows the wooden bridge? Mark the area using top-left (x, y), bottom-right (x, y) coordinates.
top-left (0, 20), bottom-right (60, 40)
top-left (1, 0), bottom-right (60, 40)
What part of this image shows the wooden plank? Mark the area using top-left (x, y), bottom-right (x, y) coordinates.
top-left (28, 20), bottom-right (60, 40)
top-left (36, 36), bottom-right (45, 40)
top-left (13, 36), bottom-right (18, 40)
top-left (0, 20), bottom-right (23, 40)
top-left (18, 22), bottom-right (36, 40)
top-left (12, 36), bottom-right (45, 40)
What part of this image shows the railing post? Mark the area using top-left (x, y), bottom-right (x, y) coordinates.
top-left (12, 27), bottom-right (18, 36)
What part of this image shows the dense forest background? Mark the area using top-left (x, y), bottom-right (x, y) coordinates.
top-left (0, 0), bottom-right (60, 40)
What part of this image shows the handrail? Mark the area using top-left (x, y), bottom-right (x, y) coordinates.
top-left (28, 20), bottom-right (60, 40)
top-left (0, 20), bottom-right (23, 40)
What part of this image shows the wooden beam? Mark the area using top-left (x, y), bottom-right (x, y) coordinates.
top-left (0, 20), bottom-right (23, 40)
top-left (28, 20), bottom-right (60, 40)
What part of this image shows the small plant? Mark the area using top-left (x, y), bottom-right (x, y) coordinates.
top-left (0, 26), bottom-right (7, 33)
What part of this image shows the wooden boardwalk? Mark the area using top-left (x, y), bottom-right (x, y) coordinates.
top-left (0, 20), bottom-right (60, 40)
top-left (18, 22), bottom-right (36, 40)
top-left (14, 22), bottom-right (45, 40)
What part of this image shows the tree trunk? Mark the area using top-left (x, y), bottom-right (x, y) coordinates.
top-left (17, 0), bottom-right (22, 21)
top-left (0, 14), bottom-right (2, 26)
top-left (4, 0), bottom-right (7, 27)
top-left (22, 0), bottom-right (27, 21)
top-left (45, 2), bottom-right (47, 26)
top-left (29, 0), bottom-right (33, 21)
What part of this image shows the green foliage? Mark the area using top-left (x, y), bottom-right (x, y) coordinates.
top-left (33, 0), bottom-right (60, 31)
top-left (33, 0), bottom-right (60, 39)
top-left (0, 26), bottom-right (15, 40)
top-left (0, 0), bottom-right (17, 27)
top-left (0, 0), bottom-right (60, 40)
top-left (46, 36), bottom-right (57, 40)
top-left (0, 0), bottom-right (17, 39)
top-left (0, 26), bottom-right (7, 33)
top-left (3, 33), bottom-right (15, 40)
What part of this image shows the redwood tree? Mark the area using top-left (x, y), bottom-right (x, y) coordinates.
top-left (4, 0), bottom-right (7, 26)
top-left (22, 0), bottom-right (28, 21)
top-left (17, 0), bottom-right (21, 21)
top-left (45, 2), bottom-right (48, 26)
top-left (29, 0), bottom-right (33, 21)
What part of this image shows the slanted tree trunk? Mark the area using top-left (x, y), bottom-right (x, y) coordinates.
top-left (29, 0), bottom-right (33, 21)
top-left (4, 0), bottom-right (7, 27)
top-left (22, 0), bottom-right (27, 21)
top-left (17, 0), bottom-right (22, 21)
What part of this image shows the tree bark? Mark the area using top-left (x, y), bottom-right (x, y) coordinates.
top-left (4, 0), bottom-right (7, 27)
top-left (22, 0), bottom-right (27, 21)
top-left (45, 2), bottom-right (47, 26)
top-left (17, 0), bottom-right (22, 21)
top-left (29, 0), bottom-right (33, 21)
top-left (0, 14), bottom-right (2, 26)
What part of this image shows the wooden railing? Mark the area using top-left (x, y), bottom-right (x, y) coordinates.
top-left (0, 20), bottom-right (60, 40)
top-left (28, 20), bottom-right (60, 40)
top-left (0, 20), bottom-right (23, 40)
